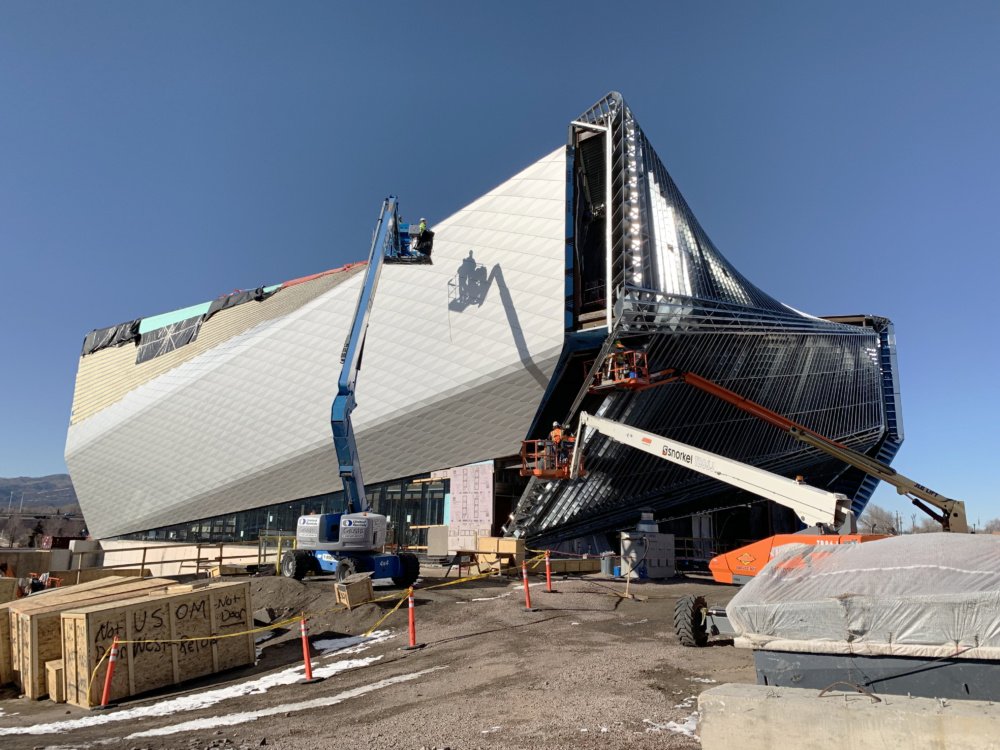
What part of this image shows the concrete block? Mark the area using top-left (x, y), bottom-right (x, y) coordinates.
top-left (699, 683), bottom-right (1000, 750)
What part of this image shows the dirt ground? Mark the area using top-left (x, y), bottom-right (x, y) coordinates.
top-left (0, 567), bottom-right (753, 750)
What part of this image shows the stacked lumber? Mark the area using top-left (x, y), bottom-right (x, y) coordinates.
top-left (545, 557), bottom-right (601, 574)
top-left (8, 577), bottom-right (175, 699)
top-left (62, 580), bottom-right (254, 708)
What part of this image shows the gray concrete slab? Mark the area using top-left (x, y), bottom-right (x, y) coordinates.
top-left (700, 683), bottom-right (1000, 750)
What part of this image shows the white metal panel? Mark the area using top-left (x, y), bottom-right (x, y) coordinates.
top-left (66, 148), bottom-right (568, 538)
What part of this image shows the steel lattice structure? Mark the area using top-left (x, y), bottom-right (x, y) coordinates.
top-left (509, 93), bottom-right (902, 546)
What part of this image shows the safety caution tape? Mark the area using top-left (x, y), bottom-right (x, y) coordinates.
top-left (85, 553), bottom-right (549, 701)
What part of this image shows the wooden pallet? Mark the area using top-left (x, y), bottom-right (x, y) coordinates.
top-left (9, 577), bottom-right (175, 699)
top-left (61, 580), bottom-right (254, 708)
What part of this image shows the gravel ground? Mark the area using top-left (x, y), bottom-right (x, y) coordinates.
top-left (0, 569), bottom-right (752, 750)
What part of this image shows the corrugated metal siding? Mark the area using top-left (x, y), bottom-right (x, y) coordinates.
top-left (69, 267), bottom-right (364, 424)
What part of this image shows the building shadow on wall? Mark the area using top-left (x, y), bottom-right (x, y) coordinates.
top-left (448, 250), bottom-right (549, 389)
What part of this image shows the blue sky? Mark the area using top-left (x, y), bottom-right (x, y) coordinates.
top-left (1, 2), bottom-right (998, 525)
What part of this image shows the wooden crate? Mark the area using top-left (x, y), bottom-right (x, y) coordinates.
top-left (334, 574), bottom-right (374, 609)
top-left (0, 602), bottom-right (12, 686)
top-left (47, 569), bottom-right (150, 586)
top-left (0, 577), bottom-right (17, 604)
top-left (46, 659), bottom-right (64, 703)
top-left (6, 576), bottom-right (129, 689)
top-left (475, 536), bottom-right (525, 573)
top-left (62, 580), bottom-right (254, 708)
top-left (9, 577), bottom-right (175, 699)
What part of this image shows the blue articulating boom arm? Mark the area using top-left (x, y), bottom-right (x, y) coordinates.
top-left (331, 196), bottom-right (401, 514)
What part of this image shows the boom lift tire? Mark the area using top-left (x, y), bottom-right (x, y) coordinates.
top-left (674, 594), bottom-right (709, 647)
top-left (281, 550), bottom-right (311, 581)
top-left (335, 556), bottom-right (357, 583)
top-left (392, 552), bottom-right (420, 588)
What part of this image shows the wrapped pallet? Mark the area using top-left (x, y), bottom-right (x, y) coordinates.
top-left (727, 534), bottom-right (1000, 700)
top-left (61, 580), bottom-right (254, 708)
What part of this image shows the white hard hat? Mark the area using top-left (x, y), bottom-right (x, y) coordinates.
top-left (552, 421), bottom-right (559, 427)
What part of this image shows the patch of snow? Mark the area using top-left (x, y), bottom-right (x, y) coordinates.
top-left (481, 726), bottom-right (502, 734)
top-left (644, 714), bottom-right (699, 740)
top-left (0, 707), bottom-right (19, 717)
top-left (623, 618), bottom-right (648, 627)
top-left (128, 667), bottom-right (447, 738)
top-left (458, 591), bottom-right (515, 603)
top-left (579, 728), bottom-right (589, 732)
top-left (570, 621), bottom-right (580, 626)
top-left (673, 696), bottom-right (696, 709)
top-left (0, 633), bottom-right (392, 737)
top-left (687, 676), bottom-right (716, 684)
top-left (600, 726), bottom-right (609, 733)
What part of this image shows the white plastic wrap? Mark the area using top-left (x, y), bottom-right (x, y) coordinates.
top-left (728, 534), bottom-right (1000, 659)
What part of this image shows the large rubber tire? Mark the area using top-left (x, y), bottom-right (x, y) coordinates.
top-left (674, 594), bottom-right (709, 647)
top-left (281, 550), bottom-right (308, 581)
top-left (335, 556), bottom-right (357, 583)
top-left (391, 552), bottom-right (420, 588)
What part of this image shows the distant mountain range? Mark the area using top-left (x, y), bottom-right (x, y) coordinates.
top-left (0, 474), bottom-right (80, 513)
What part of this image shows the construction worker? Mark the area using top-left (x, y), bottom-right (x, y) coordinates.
top-left (606, 340), bottom-right (627, 380)
top-left (548, 421), bottom-right (564, 469)
top-left (558, 424), bottom-right (574, 463)
top-left (417, 217), bottom-right (435, 259)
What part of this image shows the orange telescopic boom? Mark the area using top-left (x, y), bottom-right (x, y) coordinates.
top-left (588, 353), bottom-right (968, 533)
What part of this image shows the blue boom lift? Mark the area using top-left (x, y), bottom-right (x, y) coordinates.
top-left (280, 197), bottom-right (431, 585)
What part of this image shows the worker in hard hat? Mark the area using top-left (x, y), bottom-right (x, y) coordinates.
top-left (558, 423), bottom-right (574, 464)
top-left (605, 340), bottom-right (627, 380)
top-left (548, 421), bottom-right (564, 469)
top-left (413, 217), bottom-right (430, 255)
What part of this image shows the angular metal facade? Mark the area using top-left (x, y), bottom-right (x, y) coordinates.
top-left (66, 149), bottom-right (569, 539)
top-left (509, 93), bottom-right (902, 545)
top-left (65, 92), bottom-right (902, 548)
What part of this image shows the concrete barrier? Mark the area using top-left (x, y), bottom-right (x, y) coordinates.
top-left (699, 683), bottom-right (1000, 750)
